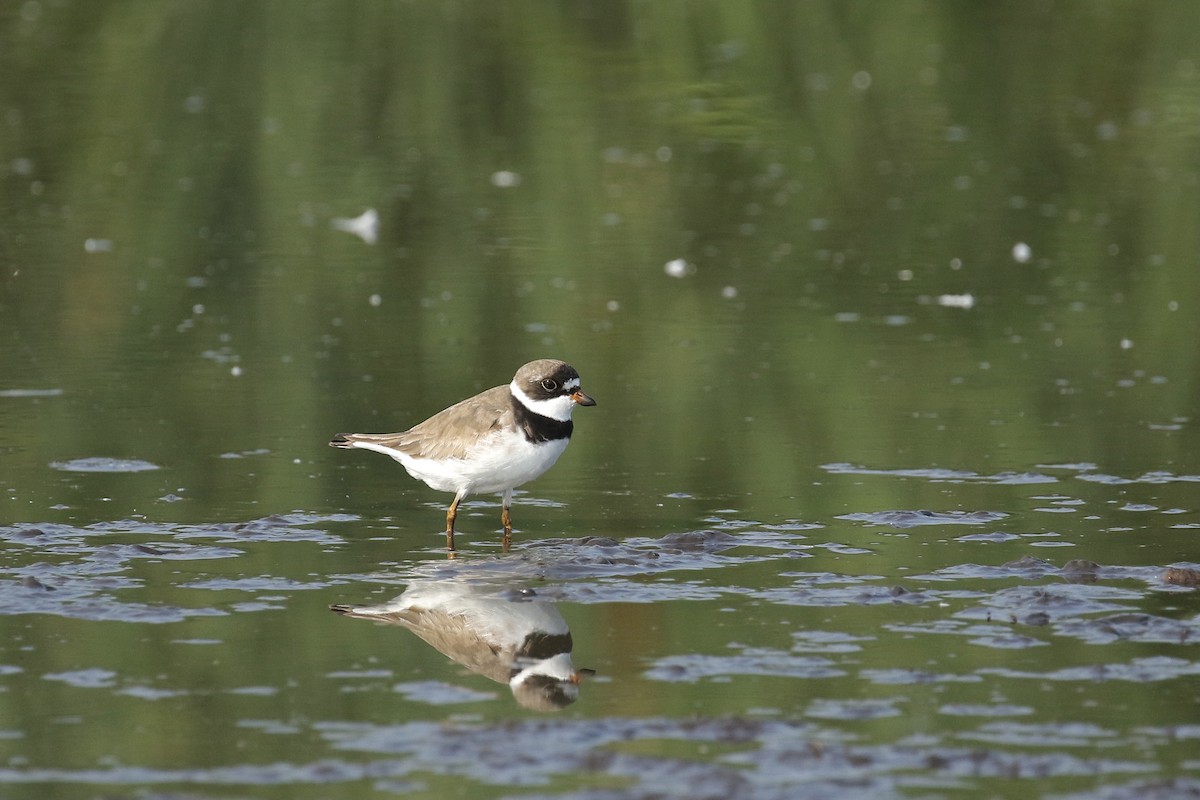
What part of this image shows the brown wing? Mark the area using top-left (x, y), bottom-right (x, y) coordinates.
top-left (331, 603), bottom-right (512, 683)
top-left (334, 384), bottom-right (514, 461)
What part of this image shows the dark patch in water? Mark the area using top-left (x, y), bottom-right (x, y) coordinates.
top-left (1058, 558), bottom-right (1102, 583)
top-left (1163, 566), bottom-right (1200, 587)
top-left (20, 575), bottom-right (54, 591)
top-left (657, 530), bottom-right (741, 552)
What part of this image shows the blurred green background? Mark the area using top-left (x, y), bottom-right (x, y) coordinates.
top-left (4, 0), bottom-right (1199, 529)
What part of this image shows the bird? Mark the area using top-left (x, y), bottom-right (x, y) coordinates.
top-left (330, 359), bottom-right (595, 550)
top-left (330, 580), bottom-right (594, 711)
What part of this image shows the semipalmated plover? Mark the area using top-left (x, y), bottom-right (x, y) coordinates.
top-left (331, 581), bottom-right (594, 711)
top-left (330, 359), bottom-right (595, 550)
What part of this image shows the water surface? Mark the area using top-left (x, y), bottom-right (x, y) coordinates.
top-left (2, 2), bottom-right (1200, 798)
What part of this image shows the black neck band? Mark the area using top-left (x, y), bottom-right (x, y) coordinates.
top-left (511, 395), bottom-right (573, 443)
top-left (516, 630), bottom-right (574, 661)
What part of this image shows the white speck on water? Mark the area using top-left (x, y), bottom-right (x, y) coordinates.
top-left (664, 258), bottom-right (692, 278)
top-left (937, 293), bottom-right (975, 309)
top-left (84, 238), bottom-right (113, 253)
top-left (368, 294), bottom-right (382, 307)
top-left (331, 208), bottom-right (379, 245)
top-left (192, 304), bottom-right (204, 315)
top-left (808, 218), bottom-right (829, 231)
top-left (490, 170), bottom-right (521, 188)
top-left (949, 258), bottom-right (962, 270)
top-left (1168, 300), bottom-right (1179, 311)
top-left (1012, 242), bottom-right (1032, 263)
top-left (898, 269), bottom-right (913, 281)
top-left (1120, 338), bottom-right (1133, 350)
top-left (806, 73), bottom-right (830, 92)
top-left (852, 70), bottom-right (872, 90)
top-left (0, 388), bottom-right (62, 398)
top-left (44, 669), bottom-right (118, 688)
top-left (721, 286), bottom-right (738, 299)
top-left (656, 146), bottom-right (672, 162)
top-left (606, 300), bottom-right (620, 312)
top-left (50, 458), bottom-right (161, 473)
top-left (231, 366), bottom-right (243, 377)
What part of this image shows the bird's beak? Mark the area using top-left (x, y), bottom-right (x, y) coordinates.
top-left (570, 668), bottom-right (597, 684)
top-left (571, 390), bottom-right (596, 407)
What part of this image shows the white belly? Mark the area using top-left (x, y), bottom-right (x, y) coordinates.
top-left (385, 433), bottom-right (570, 496)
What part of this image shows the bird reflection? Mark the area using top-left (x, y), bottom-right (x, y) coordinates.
top-left (330, 581), bottom-right (593, 712)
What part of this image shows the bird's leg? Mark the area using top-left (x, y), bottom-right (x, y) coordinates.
top-left (501, 489), bottom-right (513, 551)
top-left (446, 490), bottom-right (466, 552)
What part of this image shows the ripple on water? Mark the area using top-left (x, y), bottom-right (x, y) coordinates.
top-left (806, 697), bottom-right (904, 720)
top-left (822, 463), bottom-right (1059, 484)
top-left (0, 515), bottom-right (350, 622)
top-left (980, 656), bottom-right (1200, 683)
top-left (49, 457), bottom-right (161, 473)
top-left (0, 388), bottom-right (63, 397)
top-left (938, 703), bottom-right (1034, 718)
top-left (644, 649), bottom-right (845, 683)
top-left (390, 680), bottom-right (497, 705)
top-left (42, 668), bottom-right (118, 688)
top-left (0, 713), bottom-right (1161, 794)
top-left (838, 509), bottom-right (1007, 528)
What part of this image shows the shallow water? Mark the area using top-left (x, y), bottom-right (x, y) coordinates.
top-left (3, 2), bottom-right (1200, 798)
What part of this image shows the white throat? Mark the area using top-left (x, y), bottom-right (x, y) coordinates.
top-left (510, 380), bottom-right (577, 422)
top-left (509, 652), bottom-right (579, 687)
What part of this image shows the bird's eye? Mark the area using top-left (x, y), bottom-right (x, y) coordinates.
top-left (541, 378), bottom-right (558, 392)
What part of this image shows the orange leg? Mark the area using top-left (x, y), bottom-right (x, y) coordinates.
top-left (445, 490), bottom-right (466, 552)
top-left (501, 490), bottom-right (513, 551)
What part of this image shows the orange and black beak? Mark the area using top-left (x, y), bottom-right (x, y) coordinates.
top-left (571, 389), bottom-right (596, 407)
top-left (570, 668), bottom-right (598, 684)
